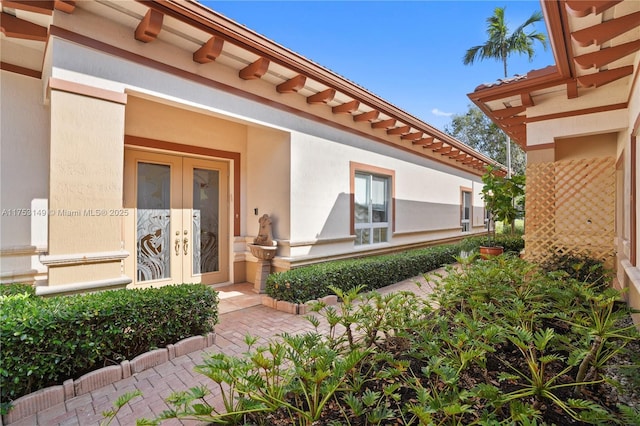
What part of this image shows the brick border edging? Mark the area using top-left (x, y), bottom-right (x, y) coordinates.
top-left (261, 295), bottom-right (338, 314)
top-left (2, 332), bottom-right (217, 425)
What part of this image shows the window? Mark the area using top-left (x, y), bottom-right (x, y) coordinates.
top-left (461, 188), bottom-right (472, 233)
top-left (351, 163), bottom-right (394, 246)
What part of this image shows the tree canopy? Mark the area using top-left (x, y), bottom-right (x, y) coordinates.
top-left (463, 6), bottom-right (547, 78)
top-left (445, 105), bottom-right (526, 175)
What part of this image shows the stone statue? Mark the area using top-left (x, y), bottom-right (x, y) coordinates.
top-left (253, 214), bottom-right (274, 246)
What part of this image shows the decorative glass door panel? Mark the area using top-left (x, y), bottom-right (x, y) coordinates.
top-left (124, 150), bottom-right (229, 286)
top-left (192, 168), bottom-right (220, 274)
top-left (136, 163), bottom-right (171, 281)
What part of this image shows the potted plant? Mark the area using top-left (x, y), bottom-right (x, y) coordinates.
top-left (480, 165), bottom-right (525, 258)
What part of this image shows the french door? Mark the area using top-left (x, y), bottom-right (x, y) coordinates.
top-left (124, 149), bottom-right (229, 286)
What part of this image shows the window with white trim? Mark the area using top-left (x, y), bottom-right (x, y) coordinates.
top-left (354, 172), bottom-right (390, 245)
top-left (461, 188), bottom-right (472, 232)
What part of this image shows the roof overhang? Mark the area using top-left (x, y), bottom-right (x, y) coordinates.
top-left (0, 0), bottom-right (503, 175)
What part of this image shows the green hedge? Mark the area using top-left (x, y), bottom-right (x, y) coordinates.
top-left (0, 284), bottom-right (218, 404)
top-left (266, 244), bottom-right (459, 303)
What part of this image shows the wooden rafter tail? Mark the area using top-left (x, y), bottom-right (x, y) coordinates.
top-left (332, 100), bottom-right (360, 114)
top-left (307, 88), bottom-right (335, 104)
top-left (565, 0), bottom-right (622, 18)
top-left (571, 11), bottom-right (640, 47)
top-left (491, 106), bottom-right (526, 119)
top-left (135, 9), bottom-right (163, 43)
top-left (193, 37), bottom-right (224, 64)
top-left (577, 65), bottom-right (633, 88)
top-left (353, 110), bottom-right (379, 122)
top-left (401, 132), bottom-right (423, 141)
top-left (277, 75), bottom-right (306, 93)
top-left (0, 12), bottom-right (48, 41)
top-left (239, 57), bottom-right (270, 80)
top-left (574, 40), bottom-right (640, 70)
top-left (371, 119), bottom-right (395, 129)
top-left (387, 125), bottom-right (411, 136)
top-left (54, 0), bottom-right (76, 13)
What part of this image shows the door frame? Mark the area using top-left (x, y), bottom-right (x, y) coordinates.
top-left (123, 147), bottom-right (230, 287)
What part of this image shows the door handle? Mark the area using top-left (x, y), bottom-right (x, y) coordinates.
top-left (183, 237), bottom-right (189, 256)
top-left (175, 238), bottom-right (180, 256)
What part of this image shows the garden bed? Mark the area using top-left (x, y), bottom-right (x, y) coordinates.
top-left (137, 256), bottom-right (639, 425)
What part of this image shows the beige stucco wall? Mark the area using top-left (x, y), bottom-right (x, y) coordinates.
top-left (246, 126), bottom-right (291, 240)
top-left (46, 88), bottom-right (126, 288)
top-left (555, 133), bottom-right (617, 161)
top-left (285, 131), bottom-right (484, 260)
top-left (0, 71), bottom-right (49, 284)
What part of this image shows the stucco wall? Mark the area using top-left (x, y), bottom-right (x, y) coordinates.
top-left (246, 126), bottom-right (291, 241)
top-left (287, 130), bottom-right (484, 259)
top-left (0, 71), bottom-right (49, 284)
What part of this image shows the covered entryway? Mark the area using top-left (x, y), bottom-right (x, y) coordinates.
top-left (124, 149), bottom-right (229, 286)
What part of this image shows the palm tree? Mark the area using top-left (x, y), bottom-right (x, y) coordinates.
top-left (463, 6), bottom-right (547, 177)
top-left (464, 6), bottom-right (547, 79)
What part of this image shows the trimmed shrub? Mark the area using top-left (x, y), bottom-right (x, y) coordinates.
top-left (0, 284), bottom-right (218, 404)
top-left (266, 244), bottom-right (459, 303)
top-left (0, 283), bottom-right (35, 297)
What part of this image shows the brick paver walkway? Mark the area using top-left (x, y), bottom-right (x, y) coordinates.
top-left (8, 272), bottom-right (442, 426)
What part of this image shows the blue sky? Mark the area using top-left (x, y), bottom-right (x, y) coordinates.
top-left (201, 1), bottom-right (555, 131)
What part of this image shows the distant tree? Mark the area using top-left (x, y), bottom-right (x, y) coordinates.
top-left (445, 105), bottom-right (526, 175)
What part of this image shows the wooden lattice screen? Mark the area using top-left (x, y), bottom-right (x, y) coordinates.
top-left (523, 157), bottom-right (616, 269)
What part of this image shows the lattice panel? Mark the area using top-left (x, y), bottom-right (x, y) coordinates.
top-left (524, 157), bottom-right (616, 268)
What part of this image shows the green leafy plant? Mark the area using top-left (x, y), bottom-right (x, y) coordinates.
top-left (480, 165), bottom-right (525, 245)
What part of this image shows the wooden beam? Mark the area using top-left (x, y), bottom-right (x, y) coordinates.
top-left (307, 88), bottom-right (335, 104)
top-left (387, 125), bottom-right (411, 135)
top-left (2, 1), bottom-right (53, 15)
top-left (567, 80), bottom-right (579, 99)
top-left (193, 36), bottom-right (224, 64)
top-left (353, 110), bottom-right (379, 122)
top-left (412, 136), bottom-right (434, 145)
top-left (500, 116), bottom-right (526, 127)
top-left (434, 144), bottom-right (452, 154)
top-left (371, 119), bottom-right (396, 129)
top-left (401, 132), bottom-right (424, 141)
top-left (276, 75), bottom-right (306, 93)
top-left (429, 141), bottom-right (444, 150)
top-left (577, 65), bottom-right (633, 88)
top-left (0, 12), bottom-right (47, 41)
top-left (571, 11), bottom-right (640, 47)
top-left (491, 106), bottom-right (526, 119)
top-left (574, 40), bottom-right (640, 70)
top-left (332, 100), bottom-right (360, 114)
top-left (239, 57), bottom-right (270, 80)
top-left (565, 0), bottom-right (622, 17)
top-left (54, 0), bottom-right (75, 13)
top-left (520, 92), bottom-right (534, 107)
top-left (447, 149), bottom-right (460, 158)
top-left (135, 9), bottom-right (163, 43)
top-left (454, 153), bottom-right (469, 161)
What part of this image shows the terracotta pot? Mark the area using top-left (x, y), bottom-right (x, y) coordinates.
top-left (479, 245), bottom-right (504, 260)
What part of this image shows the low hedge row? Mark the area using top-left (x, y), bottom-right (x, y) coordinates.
top-left (265, 243), bottom-right (461, 303)
top-left (266, 236), bottom-right (525, 304)
top-left (0, 284), bottom-right (218, 405)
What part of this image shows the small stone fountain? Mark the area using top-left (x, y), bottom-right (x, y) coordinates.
top-left (247, 214), bottom-right (277, 293)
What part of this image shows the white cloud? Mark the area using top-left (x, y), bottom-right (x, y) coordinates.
top-left (431, 108), bottom-right (453, 117)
